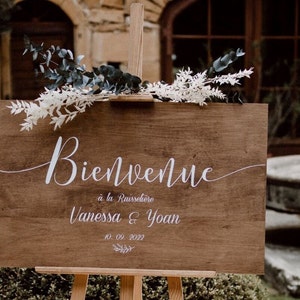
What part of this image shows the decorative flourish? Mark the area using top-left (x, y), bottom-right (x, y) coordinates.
top-left (7, 37), bottom-right (254, 131)
top-left (112, 244), bottom-right (135, 254)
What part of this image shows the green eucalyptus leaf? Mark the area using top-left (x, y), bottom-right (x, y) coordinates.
top-left (32, 51), bottom-right (38, 61)
top-left (45, 69), bottom-right (59, 80)
top-left (58, 48), bottom-right (67, 58)
top-left (76, 65), bottom-right (85, 72)
top-left (23, 36), bottom-right (143, 94)
top-left (82, 75), bottom-right (91, 86)
top-left (212, 48), bottom-right (245, 73)
top-left (236, 48), bottom-right (245, 57)
top-left (76, 54), bottom-right (84, 64)
top-left (62, 58), bottom-right (68, 71)
top-left (67, 49), bottom-right (74, 60)
top-left (46, 50), bottom-right (52, 66)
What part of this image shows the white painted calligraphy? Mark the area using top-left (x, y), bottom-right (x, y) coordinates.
top-left (0, 136), bottom-right (266, 188)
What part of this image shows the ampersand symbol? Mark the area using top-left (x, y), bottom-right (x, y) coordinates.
top-left (128, 212), bottom-right (139, 224)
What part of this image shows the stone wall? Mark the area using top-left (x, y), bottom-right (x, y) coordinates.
top-left (29, 0), bottom-right (173, 82)
top-left (0, 0), bottom-right (172, 99)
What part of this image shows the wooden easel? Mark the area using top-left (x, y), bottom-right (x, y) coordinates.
top-left (35, 266), bottom-right (216, 299)
top-left (35, 4), bottom-right (216, 299)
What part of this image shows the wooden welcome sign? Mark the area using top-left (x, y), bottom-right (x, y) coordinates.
top-left (0, 101), bottom-right (267, 274)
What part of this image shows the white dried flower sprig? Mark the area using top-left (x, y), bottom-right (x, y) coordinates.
top-left (7, 67), bottom-right (253, 131)
top-left (7, 86), bottom-right (109, 131)
top-left (142, 67), bottom-right (254, 106)
top-left (206, 68), bottom-right (254, 85)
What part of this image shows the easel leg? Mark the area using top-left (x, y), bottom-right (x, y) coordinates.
top-left (167, 277), bottom-right (183, 300)
top-left (120, 275), bottom-right (142, 300)
top-left (70, 274), bottom-right (89, 300)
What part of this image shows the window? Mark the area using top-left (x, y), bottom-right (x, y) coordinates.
top-left (161, 0), bottom-right (300, 138)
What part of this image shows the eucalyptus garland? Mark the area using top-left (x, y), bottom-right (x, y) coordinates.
top-left (23, 35), bottom-right (141, 94)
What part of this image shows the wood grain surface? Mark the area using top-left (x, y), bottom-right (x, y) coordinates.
top-left (0, 101), bottom-right (268, 274)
